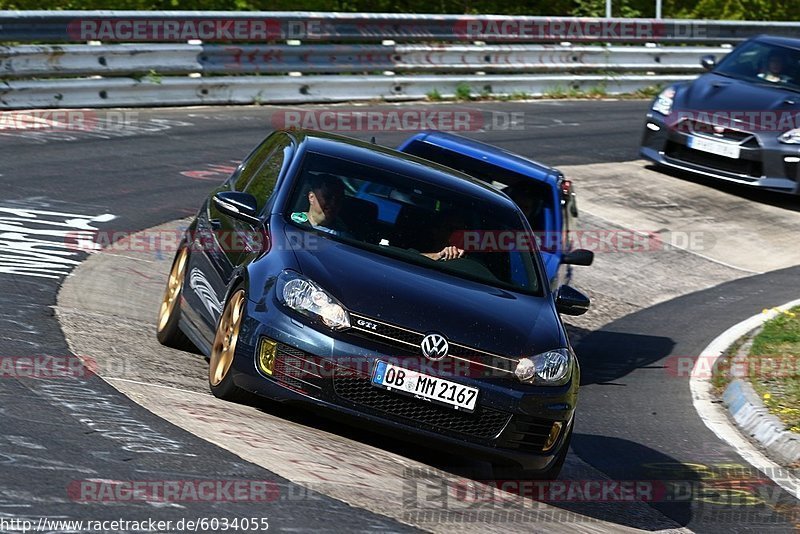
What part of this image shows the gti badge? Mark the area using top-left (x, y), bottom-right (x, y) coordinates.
top-left (356, 318), bottom-right (378, 331)
top-left (421, 333), bottom-right (449, 361)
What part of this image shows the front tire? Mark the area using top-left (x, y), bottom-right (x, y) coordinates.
top-left (156, 246), bottom-right (193, 350)
top-left (208, 286), bottom-right (249, 402)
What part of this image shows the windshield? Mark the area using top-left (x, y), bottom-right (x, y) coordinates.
top-left (714, 40), bottom-right (800, 92)
top-left (284, 151), bottom-right (543, 295)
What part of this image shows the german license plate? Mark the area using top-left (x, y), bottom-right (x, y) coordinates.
top-left (371, 361), bottom-right (479, 412)
top-left (687, 135), bottom-right (740, 159)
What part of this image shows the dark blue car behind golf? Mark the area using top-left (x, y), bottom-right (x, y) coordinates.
top-left (156, 129), bottom-right (590, 479)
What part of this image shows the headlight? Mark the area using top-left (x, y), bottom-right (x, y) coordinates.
top-left (514, 348), bottom-right (572, 385)
top-left (778, 129), bottom-right (800, 144)
top-left (651, 87), bottom-right (675, 116)
top-left (276, 271), bottom-right (350, 330)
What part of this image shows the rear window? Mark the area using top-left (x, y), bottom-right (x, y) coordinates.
top-left (402, 140), bottom-right (555, 235)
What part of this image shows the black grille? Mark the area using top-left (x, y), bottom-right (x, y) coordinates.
top-left (665, 142), bottom-right (762, 179)
top-left (350, 318), bottom-right (424, 348)
top-left (333, 376), bottom-right (511, 439)
top-left (272, 344), bottom-right (325, 393)
top-left (784, 160), bottom-right (799, 181)
top-left (499, 415), bottom-right (556, 453)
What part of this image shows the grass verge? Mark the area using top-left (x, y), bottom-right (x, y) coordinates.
top-left (423, 84), bottom-right (663, 102)
top-left (747, 307), bottom-right (800, 433)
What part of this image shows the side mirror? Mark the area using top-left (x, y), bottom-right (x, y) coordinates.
top-left (563, 249), bottom-right (594, 266)
top-left (555, 285), bottom-right (590, 316)
top-left (213, 191), bottom-right (261, 226)
top-left (700, 55), bottom-right (716, 71)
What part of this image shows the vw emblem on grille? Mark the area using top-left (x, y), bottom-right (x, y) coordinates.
top-left (421, 333), bottom-right (449, 361)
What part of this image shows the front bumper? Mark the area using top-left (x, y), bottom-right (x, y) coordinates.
top-left (640, 112), bottom-right (800, 194)
top-left (227, 297), bottom-right (578, 472)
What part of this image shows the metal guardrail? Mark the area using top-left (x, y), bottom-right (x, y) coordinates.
top-left (3, 10), bottom-right (789, 109)
top-left (0, 74), bottom-right (696, 109)
top-left (0, 44), bottom-right (202, 77)
top-left (1, 43), bottom-right (728, 77)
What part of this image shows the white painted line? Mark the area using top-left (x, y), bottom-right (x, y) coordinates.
top-left (691, 298), bottom-right (800, 499)
top-left (661, 241), bottom-right (762, 275)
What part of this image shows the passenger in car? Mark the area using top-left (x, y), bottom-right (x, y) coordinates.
top-left (758, 51), bottom-right (791, 83)
top-left (420, 210), bottom-right (466, 261)
top-left (293, 174), bottom-right (465, 260)
top-left (291, 173), bottom-right (353, 238)
top-left (421, 245), bottom-right (465, 261)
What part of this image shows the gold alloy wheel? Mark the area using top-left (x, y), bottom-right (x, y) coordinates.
top-left (157, 247), bottom-right (188, 333)
top-left (209, 289), bottom-right (246, 387)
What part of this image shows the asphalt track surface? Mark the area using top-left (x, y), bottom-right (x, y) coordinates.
top-left (1, 100), bottom-right (799, 533)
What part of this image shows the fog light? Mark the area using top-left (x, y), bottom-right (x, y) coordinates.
top-left (258, 338), bottom-right (278, 375)
top-left (646, 122), bottom-right (660, 131)
top-left (542, 421), bottom-right (564, 452)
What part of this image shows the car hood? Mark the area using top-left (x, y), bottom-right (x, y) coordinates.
top-left (675, 73), bottom-right (800, 119)
top-left (285, 228), bottom-right (565, 356)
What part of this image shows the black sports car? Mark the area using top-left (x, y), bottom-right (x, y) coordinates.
top-left (641, 35), bottom-right (800, 194)
top-left (157, 130), bottom-right (590, 478)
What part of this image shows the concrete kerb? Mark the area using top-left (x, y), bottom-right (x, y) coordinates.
top-left (721, 324), bottom-right (800, 467)
top-left (691, 299), bottom-right (800, 499)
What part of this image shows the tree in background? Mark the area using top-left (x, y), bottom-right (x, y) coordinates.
top-left (0, 0), bottom-right (796, 20)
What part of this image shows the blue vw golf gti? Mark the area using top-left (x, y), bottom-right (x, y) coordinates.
top-left (156, 130), bottom-right (590, 479)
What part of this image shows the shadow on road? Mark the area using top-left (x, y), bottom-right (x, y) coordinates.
top-left (245, 393), bottom-right (700, 529)
top-left (566, 433), bottom-right (697, 529)
top-left (574, 327), bottom-right (676, 386)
